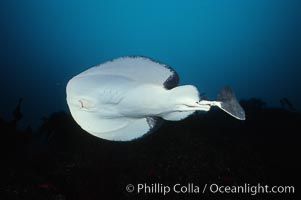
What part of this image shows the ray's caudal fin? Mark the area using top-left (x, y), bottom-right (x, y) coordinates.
top-left (216, 87), bottom-right (246, 120)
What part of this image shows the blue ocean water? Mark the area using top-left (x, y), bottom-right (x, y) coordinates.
top-left (0, 0), bottom-right (300, 127)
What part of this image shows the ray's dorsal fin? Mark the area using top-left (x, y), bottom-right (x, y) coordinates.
top-left (78, 56), bottom-right (179, 89)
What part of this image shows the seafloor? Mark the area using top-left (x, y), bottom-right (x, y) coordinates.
top-left (0, 99), bottom-right (298, 200)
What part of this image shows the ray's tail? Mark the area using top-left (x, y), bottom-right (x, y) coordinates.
top-left (216, 87), bottom-right (246, 120)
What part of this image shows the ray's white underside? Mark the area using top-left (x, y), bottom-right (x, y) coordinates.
top-left (66, 56), bottom-right (245, 141)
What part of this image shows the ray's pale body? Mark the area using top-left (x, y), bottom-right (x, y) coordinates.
top-left (66, 56), bottom-right (245, 141)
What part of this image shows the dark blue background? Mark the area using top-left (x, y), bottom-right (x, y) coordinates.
top-left (1, 0), bottom-right (300, 127)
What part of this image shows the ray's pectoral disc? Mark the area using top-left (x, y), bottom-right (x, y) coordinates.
top-left (66, 56), bottom-right (180, 141)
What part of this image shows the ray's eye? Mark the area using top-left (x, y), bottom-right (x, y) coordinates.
top-left (79, 100), bottom-right (84, 108)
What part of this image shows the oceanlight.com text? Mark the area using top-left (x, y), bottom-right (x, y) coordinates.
top-left (208, 183), bottom-right (295, 195)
